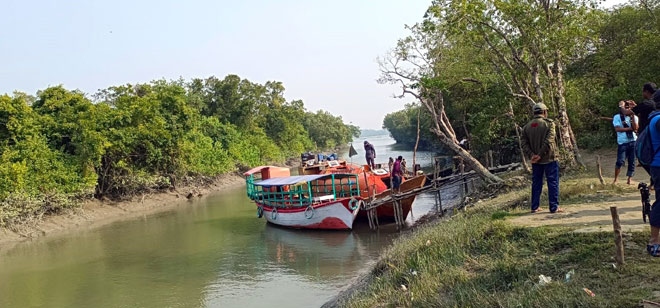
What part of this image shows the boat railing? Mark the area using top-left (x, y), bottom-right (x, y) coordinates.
top-left (246, 174), bottom-right (361, 208)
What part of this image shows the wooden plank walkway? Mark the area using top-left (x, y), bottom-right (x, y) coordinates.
top-left (363, 162), bottom-right (521, 216)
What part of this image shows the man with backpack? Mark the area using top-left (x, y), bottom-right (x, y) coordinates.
top-left (623, 83), bottom-right (657, 185)
top-left (625, 83), bottom-right (657, 133)
top-left (612, 101), bottom-right (638, 184)
top-left (640, 90), bottom-right (660, 257)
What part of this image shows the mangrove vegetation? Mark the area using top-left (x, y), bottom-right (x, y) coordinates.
top-left (381, 0), bottom-right (660, 170)
top-left (0, 75), bottom-right (359, 226)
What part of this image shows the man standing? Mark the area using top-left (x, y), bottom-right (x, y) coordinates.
top-left (612, 101), bottom-right (638, 184)
top-left (626, 83), bottom-right (657, 132)
top-left (625, 83), bottom-right (659, 187)
top-left (644, 92), bottom-right (660, 257)
top-left (364, 141), bottom-right (376, 170)
top-left (521, 103), bottom-right (562, 213)
top-left (391, 156), bottom-right (403, 191)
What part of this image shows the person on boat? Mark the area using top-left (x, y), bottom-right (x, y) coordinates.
top-left (521, 103), bottom-right (563, 214)
top-left (364, 141), bottom-right (376, 170)
top-left (392, 156), bottom-right (403, 191)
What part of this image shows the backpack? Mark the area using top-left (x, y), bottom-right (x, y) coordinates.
top-left (635, 113), bottom-right (660, 166)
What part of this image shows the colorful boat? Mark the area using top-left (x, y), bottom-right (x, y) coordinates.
top-left (244, 160), bottom-right (427, 229)
top-left (306, 160), bottom-right (427, 221)
top-left (244, 166), bottom-right (364, 230)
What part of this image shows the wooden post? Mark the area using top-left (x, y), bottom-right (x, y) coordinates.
top-left (433, 157), bottom-right (443, 216)
top-left (610, 206), bottom-right (625, 265)
top-left (413, 107), bottom-right (421, 170)
top-left (596, 155), bottom-right (605, 185)
top-left (460, 160), bottom-right (466, 208)
top-left (488, 150), bottom-right (494, 168)
top-left (395, 200), bottom-right (403, 229)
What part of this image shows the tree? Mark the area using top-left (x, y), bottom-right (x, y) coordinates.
top-left (427, 0), bottom-right (600, 167)
top-left (379, 27), bottom-right (503, 184)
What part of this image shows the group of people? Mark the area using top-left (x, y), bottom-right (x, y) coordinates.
top-left (521, 82), bottom-right (660, 257)
top-left (611, 82), bottom-right (658, 185)
top-left (363, 141), bottom-right (405, 190)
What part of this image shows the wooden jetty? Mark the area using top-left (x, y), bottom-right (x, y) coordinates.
top-left (363, 160), bottom-right (521, 230)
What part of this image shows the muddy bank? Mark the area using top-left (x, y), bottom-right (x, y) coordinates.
top-left (0, 172), bottom-right (245, 252)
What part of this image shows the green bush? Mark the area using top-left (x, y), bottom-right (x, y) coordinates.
top-left (0, 76), bottom-right (359, 224)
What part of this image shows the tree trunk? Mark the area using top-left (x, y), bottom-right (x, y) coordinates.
top-left (553, 51), bottom-right (584, 167)
top-left (508, 100), bottom-right (531, 172)
top-left (433, 130), bottom-right (502, 184)
top-left (462, 109), bottom-right (471, 145)
top-left (419, 90), bottom-right (502, 184)
top-left (515, 124), bottom-right (530, 172)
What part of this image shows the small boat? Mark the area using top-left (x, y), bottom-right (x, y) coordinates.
top-left (244, 159), bottom-right (427, 229)
top-left (358, 174), bottom-right (426, 221)
top-left (244, 166), bottom-right (364, 230)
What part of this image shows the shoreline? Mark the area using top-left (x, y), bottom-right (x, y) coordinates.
top-left (0, 172), bottom-right (246, 253)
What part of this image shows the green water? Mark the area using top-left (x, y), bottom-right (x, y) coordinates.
top-left (0, 134), bottom-right (459, 308)
top-left (0, 188), bottom-right (402, 307)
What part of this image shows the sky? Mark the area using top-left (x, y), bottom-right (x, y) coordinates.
top-left (0, 0), bottom-right (627, 129)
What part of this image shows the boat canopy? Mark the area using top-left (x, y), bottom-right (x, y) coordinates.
top-left (254, 175), bottom-right (331, 187)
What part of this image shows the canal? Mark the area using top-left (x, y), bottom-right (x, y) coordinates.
top-left (0, 133), bottom-right (461, 308)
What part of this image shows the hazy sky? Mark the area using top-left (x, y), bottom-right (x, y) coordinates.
top-left (1, 0), bottom-right (627, 129)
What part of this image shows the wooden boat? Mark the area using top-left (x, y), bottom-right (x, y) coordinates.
top-left (357, 174), bottom-right (426, 221)
top-left (244, 167), bottom-right (364, 230)
top-left (244, 161), bottom-right (427, 229)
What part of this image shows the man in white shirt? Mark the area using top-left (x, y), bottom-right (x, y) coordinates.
top-left (612, 100), bottom-right (639, 184)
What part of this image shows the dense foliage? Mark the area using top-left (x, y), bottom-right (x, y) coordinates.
top-left (0, 75), bottom-right (359, 225)
top-left (382, 1), bottom-right (660, 165)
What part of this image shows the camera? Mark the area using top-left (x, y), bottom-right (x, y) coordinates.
top-left (638, 182), bottom-right (652, 224)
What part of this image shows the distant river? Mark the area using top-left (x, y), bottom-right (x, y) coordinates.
top-left (0, 132), bottom-right (462, 308)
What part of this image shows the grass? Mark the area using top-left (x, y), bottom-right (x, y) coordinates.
top-left (341, 175), bottom-right (660, 308)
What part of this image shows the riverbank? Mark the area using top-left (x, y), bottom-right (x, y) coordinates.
top-left (0, 172), bottom-right (245, 252)
top-left (336, 152), bottom-right (660, 307)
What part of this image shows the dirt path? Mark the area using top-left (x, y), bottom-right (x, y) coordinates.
top-left (582, 149), bottom-right (651, 184)
top-left (508, 193), bottom-right (648, 233)
top-left (510, 149), bottom-right (653, 233)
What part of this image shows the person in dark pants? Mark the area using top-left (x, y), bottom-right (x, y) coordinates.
top-left (647, 91), bottom-right (660, 257)
top-left (521, 103), bottom-right (563, 213)
top-left (392, 156), bottom-right (403, 190)
top-left (612, 101), bottom-right (638, 184)
top-left (623, 83), bottom-right (657, 186)
top-left (364, 141), bottom-right (376, 170)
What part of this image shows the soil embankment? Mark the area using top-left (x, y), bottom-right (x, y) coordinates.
top-left (0, 173), bottom-right (245, 252)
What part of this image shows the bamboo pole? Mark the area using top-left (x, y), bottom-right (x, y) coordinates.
top-left (460, 159), bottom-right (466, 208)
top-left (596, 155), bottom-right (605, 185)
top-left (610, 206), bottom-right (625, 265)
top-left (413, 107), bottom-right (421, 170)
top-left (434, 157), bottom-right (443, 216)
